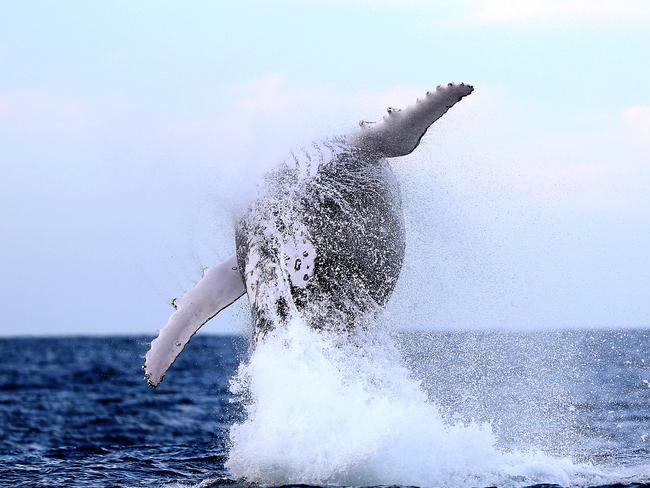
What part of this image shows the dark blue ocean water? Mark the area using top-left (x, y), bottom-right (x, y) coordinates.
top-left (1, 330), bottom-right (649, 487)
top-left (0, 336), bottom-right (246, 487)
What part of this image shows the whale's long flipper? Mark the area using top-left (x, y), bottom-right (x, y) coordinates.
top-left (144, 255), bottom-right (245, 387)
top-left (355, 82), bottom-right (474, 158)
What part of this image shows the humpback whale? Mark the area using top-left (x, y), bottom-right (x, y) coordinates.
top-left (144, 83), bottom-right (474, 387)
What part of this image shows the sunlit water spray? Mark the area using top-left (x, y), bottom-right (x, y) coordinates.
top-left (217, 137), bottom-right (639, 487)
top-left (224, 318), bottom-right (619, 487)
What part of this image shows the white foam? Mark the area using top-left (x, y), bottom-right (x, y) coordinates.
top-left (225, 319), bottom-right (613, 487)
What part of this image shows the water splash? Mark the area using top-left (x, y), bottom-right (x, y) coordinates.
top-left (225, 319), bottom-right (611, 487)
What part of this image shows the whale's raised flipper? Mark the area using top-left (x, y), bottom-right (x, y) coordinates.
top-left (144, 255), bottom-right (245, 387)
top-left (354, 82), bottom-right (474, 158)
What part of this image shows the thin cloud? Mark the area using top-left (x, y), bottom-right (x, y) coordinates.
top-left (469, 0), bottom-right (650, 25)
top-left (622, 105), bottom-right (650, 145)
top-left (0, 92), bottom-right (89, 136)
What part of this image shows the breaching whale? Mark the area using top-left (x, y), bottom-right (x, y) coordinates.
top-left (144, 83), bottom-right (474, 387)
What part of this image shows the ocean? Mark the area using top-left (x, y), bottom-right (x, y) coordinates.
top-left (1, 329), bottom-right (649, 487)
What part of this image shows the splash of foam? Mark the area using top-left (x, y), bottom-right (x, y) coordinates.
top-left (225, 319), bottom-right (606, 487)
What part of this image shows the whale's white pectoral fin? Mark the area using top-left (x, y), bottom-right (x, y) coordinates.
top-left (355, 82), bottom-right (474, 158)
top-left (143, 255), bottom-right (245, 387)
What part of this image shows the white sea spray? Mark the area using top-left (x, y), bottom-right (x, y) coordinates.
top-left (225, 319), bottom-right (610, 487)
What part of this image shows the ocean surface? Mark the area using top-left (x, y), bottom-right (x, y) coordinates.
top-left (1, 329), bottom-right (650, 487)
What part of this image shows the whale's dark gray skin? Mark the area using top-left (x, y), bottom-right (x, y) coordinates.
top-left (144, 83), bottom-right (474, 387)
top-left (234, 147), bottom-right (405, 341)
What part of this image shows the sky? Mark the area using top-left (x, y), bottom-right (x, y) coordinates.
top-left (0, 1), bottom-right (649, 336)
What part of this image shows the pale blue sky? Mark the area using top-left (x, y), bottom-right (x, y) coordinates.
top-left (1, 1), bottom-right (649, 335)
